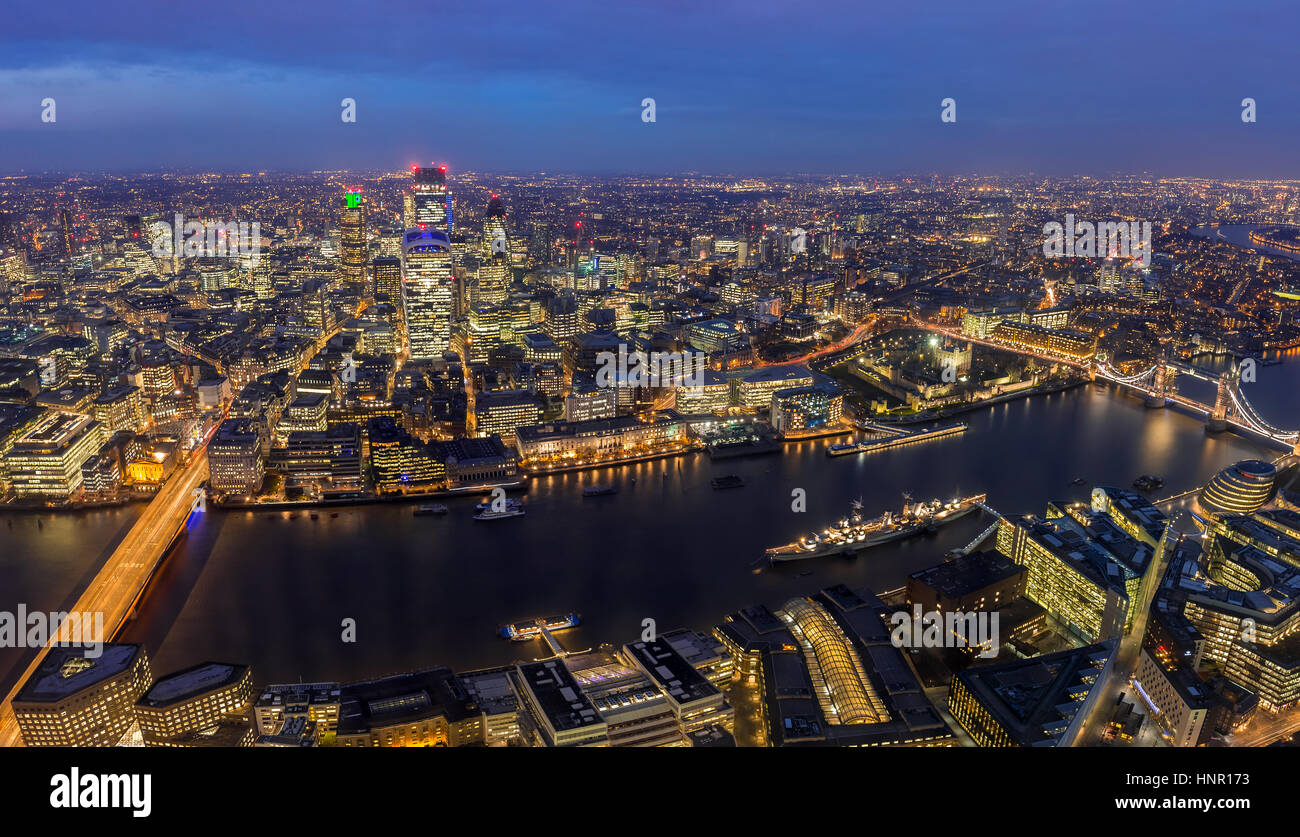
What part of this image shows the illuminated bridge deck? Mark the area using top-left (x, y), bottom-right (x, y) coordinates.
top-left (0, 450), bottom-right (210, 747)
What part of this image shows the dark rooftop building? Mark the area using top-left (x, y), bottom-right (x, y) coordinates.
top-left (948, 641), bottom-right (1115, 746)
top-left (335, 667), bottom-right (481, 747)
top-left (906, 550), bottom-right (1027, 612)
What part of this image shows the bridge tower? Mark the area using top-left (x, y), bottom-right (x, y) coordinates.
top-left (1207, 369), bottom-right (1232, 433)
top-left (1145, 359), bottom-right (1168, 408)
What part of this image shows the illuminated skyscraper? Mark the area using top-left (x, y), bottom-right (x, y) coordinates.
top-left (338, 190), bottom-right (369, 295)
top-left (476, 194), bottom-right (511, 307)
top-left (477, 258), bottom-right (510, 307)
top-left (403, 165), bottom-right (449, 231)
top-left (482, 194), bottom-right (508, 257)
top-left (251, 257), bottom-right (274, 299)
top-left (402, 228), bottom-right (454, 359)
top-left (373, 256), bottom-right (402, 305)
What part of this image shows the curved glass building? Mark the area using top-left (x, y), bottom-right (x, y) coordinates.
top-left (781, 597), bottom-right (889, 725)
top-left (1199, 459), bottom-right (1277, 517)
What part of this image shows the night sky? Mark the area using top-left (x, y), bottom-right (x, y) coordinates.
top-left (2, 0), bottom-right (1299, 176)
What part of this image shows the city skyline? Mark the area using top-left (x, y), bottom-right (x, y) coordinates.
top-left (4, 163), bottom-right (1300, 757)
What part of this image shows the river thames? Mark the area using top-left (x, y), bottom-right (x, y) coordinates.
top-left (6, 362), bottom-right (1299, 690)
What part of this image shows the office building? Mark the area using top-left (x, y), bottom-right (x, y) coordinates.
top-left (403, 165), bottom-right (448, 231)
top-left (402, 228), bottom-right (455, 359)
top-left (515, 659), bottom-right (608, 747)
top-left (134, 662), bottom-right (254, 747)
top-left (13, 644), bottom-right (153, 747)
top-left (732, 366), bottom-right (814, 411)
top-left (5, 412), bottom-right (103, 500)
top-left (368, 416), bottom-right (446, 493)
top-left (208, 418), bottom-right (266, 495)
top-left (1199, 459), bottom-right (1277, 517)
top-left (335, 667), bottom-right (482, 747)
top-left (474, 389), bottom-right (541, 441)
top-left (948, 642), bottom-right (1115, 747)
top-left (373, 256), bottom-right (402, 305)
top-left (254, 682), bottom-right (341, 737)
top-left (624, 639), bottom-right (733, 734)
top-left (770, 385), bottom-right (843, 434)
top-left (338, 190), bottom-right (368, 294)
top-left (906, 550), bottom-right (1027, 614)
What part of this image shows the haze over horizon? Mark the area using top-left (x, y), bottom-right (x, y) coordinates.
top-left (3, 0), bottom-right (1299, 178)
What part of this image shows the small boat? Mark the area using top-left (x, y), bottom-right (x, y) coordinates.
top-left (583, 485), bottom-right (618, 497)
top-left (1071, 477), bottom-right (1086, 486)
top-left (711, 475), bottom-right (745, 490)
top-left (474, 499), bottom-right (525, 521)
top-left (330, 512), bottom-right (339, 518)
top-left (798, 570), bottom-right (813, 577)
top-left (310, 513), bottom-right (319, 520)
top-left (414, 503), bottom-right (449, 516)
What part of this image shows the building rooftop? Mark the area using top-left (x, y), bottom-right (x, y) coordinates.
top-left (15, 644), bottom-right (143, 704)
top-left (953, 641), bottom-right (1115, 746)
top-left (908, 550), bottom-right (1025, 601)
top-left (12, 411), bottom-right (98, 451)
top-left (516, 659), bottom-right (604, 733)
top-left (336, 667), bottom-right (476, 735)
top-left (137, 662), bottom-right (247, 708)
top-left (624, 639), bottom-right (720, 706)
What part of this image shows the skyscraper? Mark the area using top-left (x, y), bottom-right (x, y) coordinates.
top-left (373, 256), bottom-right (402, 305)
top-left (403, 165), bottom-right (449, 231)
top-left (477, 194), bottom-right (510, 306)
top-left (482, 194), bottom-right (508, 258)
top-left (402, 228), bottom-right (454, 359)
top-left (338, 190), bottom-right (369, 296)
top-left (400, 165), bottom-right (454, 359)
top-left (530, 221), bottom-right (552, 266)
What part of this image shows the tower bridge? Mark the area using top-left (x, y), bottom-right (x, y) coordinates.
top-left (1093, 356), bottom-right (1300, 451)
top-left (903, 322), bottom-right (1299, 453)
